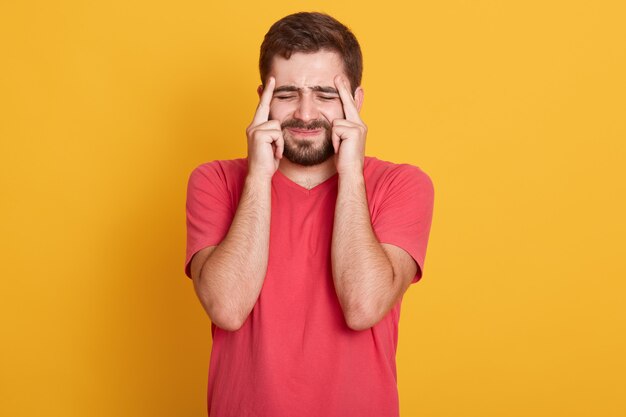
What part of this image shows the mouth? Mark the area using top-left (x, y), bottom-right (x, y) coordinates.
top-left (286, 128), bottom-right (324, 137)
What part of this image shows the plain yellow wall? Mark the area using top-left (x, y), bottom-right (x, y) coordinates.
top-left (1, 1), bottom-right (625, 416)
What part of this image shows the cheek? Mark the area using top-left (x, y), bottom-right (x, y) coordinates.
top-left (320, 102), bottom-right (345, 121)
top-left (269, 101), bottom-right (296, 121)
top-left (268, 103), bottom-right (284, 121)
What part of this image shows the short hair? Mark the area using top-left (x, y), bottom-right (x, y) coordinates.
top-left (259, 12), bottom-right (363, 94)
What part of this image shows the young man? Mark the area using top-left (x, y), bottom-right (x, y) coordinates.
top-left (185, 12), bottom-right (434, 417)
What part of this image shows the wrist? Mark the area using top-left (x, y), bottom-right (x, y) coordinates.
top-left (246, 158), bottom-right (277, 184)
top-left (337, 164), bottom-right (364, 181)
top-left (245, 171), bottom-right (273, 188)
top-left (337, 168), bottom-right (365, 187)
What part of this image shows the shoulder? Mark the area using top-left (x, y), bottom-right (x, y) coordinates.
top-left (363, 156), bottom-right (434, 195)
top-left (189, 158), bottom-right (248, 180)
top-left (188, 158), bottom-right (248, 187)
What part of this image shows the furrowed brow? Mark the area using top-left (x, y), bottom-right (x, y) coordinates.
top-left (273, 85), bottom-right (300, 94)
top-left (310, 86), bottom-right (339, 95)
top-left (273, 85), bottom-right (339, 95)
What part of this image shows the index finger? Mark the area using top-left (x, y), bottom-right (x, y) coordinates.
top-left (334, 75), bottom-right (361, 123)
top-left (251, 76), bottom-right (275, 126)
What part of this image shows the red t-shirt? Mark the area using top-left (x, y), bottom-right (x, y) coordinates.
top-left (185, 157), bottom-right (434, 417)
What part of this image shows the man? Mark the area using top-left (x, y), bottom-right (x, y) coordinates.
top-left (185, 12), bottom-right (434, 417)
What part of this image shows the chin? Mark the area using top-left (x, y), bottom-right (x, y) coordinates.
top-left (282, 141), bottom-right (334, 167)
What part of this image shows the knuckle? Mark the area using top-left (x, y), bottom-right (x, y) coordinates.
top-left (250, 130), bottom-right (265, 141)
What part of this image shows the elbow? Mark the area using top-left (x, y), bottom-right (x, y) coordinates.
top-left (345, 317), bottom-right (376, 331)
top-left (193, 277), bottom-right (248, 332)
top-left (342, 303), bottom-right (384, 331)
top-left (212, 313), bottom-right (246, 332)
top-left (196, 292), bottom-right (248, 332)
top-left (337, 273), bottom-right (394, 332)
top-left (206, 304), bottom-right (248, 332)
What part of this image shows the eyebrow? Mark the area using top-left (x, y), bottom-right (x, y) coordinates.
top-left (273, 85), bottom-right (339, 95)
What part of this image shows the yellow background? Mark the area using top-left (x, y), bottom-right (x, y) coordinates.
top-left (1, 1), bottom-right (625, 416)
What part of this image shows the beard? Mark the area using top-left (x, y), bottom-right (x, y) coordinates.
top-left (281, 118), bottom-right (334, 166)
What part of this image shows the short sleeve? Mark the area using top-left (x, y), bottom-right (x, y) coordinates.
top-left (371, 165), bottom-right (434, 283)
top-left (184, 163), bottom-right (235, 278)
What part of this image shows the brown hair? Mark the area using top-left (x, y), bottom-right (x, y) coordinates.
top-left (259, 12), bottom-right (363, 94)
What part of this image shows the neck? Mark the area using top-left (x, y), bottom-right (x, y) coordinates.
top-left (278, 158), bottom-right (337, 189)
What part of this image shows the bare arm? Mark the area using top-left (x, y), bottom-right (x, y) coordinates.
top-left (330, 75), bottom-right (417, 331)
top-left (190, 77), bottom-right (283, 331)
top-left (190, 175), bottom-right (272, 331)
top-left (332, 172), bottom-right (417, 331)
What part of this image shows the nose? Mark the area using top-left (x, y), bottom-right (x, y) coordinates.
top-left (293, 93), bottom-right (319, 122)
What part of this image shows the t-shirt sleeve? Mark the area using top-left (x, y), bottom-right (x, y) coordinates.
top-left (371, 165), bottom-right (434, 283)
top-left (184, 163), bottom-right (234, 278)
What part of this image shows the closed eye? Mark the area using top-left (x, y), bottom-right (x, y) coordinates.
top-left (318, 95), bottom-right (339, 101)
top-left (274, 95), bottom-right (296, 100)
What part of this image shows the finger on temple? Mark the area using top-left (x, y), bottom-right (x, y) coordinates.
top-left (334, 76), bottom-right (360, 122)
top-left (252, 77), bottom-right (275, 126)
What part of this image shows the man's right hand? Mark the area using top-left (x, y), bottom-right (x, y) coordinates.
top-left (245, 77), bottom-right (283, 180)
top-left (191, 78), bottom-right (279, 331)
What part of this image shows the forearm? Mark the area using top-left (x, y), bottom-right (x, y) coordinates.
top-left (331, 172), bottom-right (394, 330)
top-left (195, 175), bottom-right (271, 330)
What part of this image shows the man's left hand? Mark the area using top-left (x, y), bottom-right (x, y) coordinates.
top-left (332, 75), bottom-right (367, 176)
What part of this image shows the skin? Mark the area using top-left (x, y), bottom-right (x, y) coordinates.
top-left (264, 50), bottom-right (365, 185)
top-left (191, 51), bottom-right (418, 331)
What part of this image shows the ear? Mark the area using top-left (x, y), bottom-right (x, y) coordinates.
top-left (257, 84), bottom-right (264, 99)
top-left (353, 86), bottom-right (364, 112)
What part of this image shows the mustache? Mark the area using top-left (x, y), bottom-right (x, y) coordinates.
top-left (281, 119), bottom-right (331, 130)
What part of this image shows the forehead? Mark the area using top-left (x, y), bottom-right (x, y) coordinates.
top-left (268, 50), bottom-right (346, 87)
